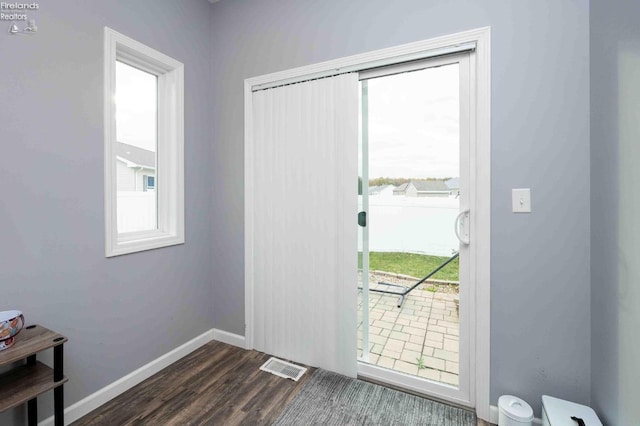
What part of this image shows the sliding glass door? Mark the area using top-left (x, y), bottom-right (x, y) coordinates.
top-left (357, 53), bottom-right (472, 405)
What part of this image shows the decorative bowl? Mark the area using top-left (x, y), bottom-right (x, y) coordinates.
top-left (0, 336), bottom-right (16, 351)
top-left (0, 310), bottom-right (25, 351)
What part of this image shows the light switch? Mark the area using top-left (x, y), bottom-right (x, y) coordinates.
top-left (512, 188), bottom-right (531, 213)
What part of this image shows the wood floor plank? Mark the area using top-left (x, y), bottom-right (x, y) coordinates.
top-left (72, 341), bottom-right (312, 426)
top-left (73, 340), bottom-right (481, 425)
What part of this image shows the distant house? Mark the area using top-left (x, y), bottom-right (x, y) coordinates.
top-left (369, 184), bottom-right (395, 196)
top-left (445, 177), bottom-right (459, 190)
top-left (405, 180), bottom-right (450, 197)
top-left (393, 182), bottom-right (410, 196)
top-left (445, 177), bottom-right (460, 197)
top-left (116, 142), bottom-right (156, 192)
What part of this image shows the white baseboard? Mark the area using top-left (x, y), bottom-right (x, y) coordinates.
top-left (489, 405), bottom-right (499, 423)
top-left (490, 404), bottom-right (542, 425)
top-left (212, 328), bottom-right (246, 348)
top-left (39, 328), bottom-right (228, 426)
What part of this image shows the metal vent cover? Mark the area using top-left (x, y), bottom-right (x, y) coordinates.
top-left (259, 357), bottom-right (307, 381)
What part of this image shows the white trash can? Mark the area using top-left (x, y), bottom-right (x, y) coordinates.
top-left (499, 395), bottom-right (534, 426)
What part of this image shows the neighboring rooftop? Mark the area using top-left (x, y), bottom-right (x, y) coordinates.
top-left (116, 142), bottom-right (156, 169)
top-left (409, 180), bottom-right (450, 192)
top-left (445, 178), bottom-right (459, 189)
top-left (393, 182), bottom-right (410, 194)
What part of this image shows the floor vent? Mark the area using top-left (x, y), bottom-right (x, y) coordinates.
top-left (259, 357), bottom-right (307, 381)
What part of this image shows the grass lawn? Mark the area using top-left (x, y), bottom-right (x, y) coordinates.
top-left (360, 251), bottom-right (459, 282)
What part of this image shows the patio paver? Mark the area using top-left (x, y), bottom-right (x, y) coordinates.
top-left (358, 272), bottom-right (460, 387)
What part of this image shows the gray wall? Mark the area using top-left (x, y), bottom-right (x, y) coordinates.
top-left (590, 0), bottom-right (640, 424)
top-left (0, 1), bottom-right (214, 424)
top-left (209, 0), bottom-right (591, 415)
top-left (0, 0), bottom-right (598, 422)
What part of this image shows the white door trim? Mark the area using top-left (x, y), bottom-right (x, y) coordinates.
top-left (244, 26), bottom-right (491, 421)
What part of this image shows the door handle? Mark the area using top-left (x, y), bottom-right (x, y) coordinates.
top-left (454, 209), bottom-right (470, 245)
top-left (358, 211), bottom-right (367, 227)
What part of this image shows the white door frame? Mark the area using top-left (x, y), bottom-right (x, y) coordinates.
top-left (357, 51), bottom-right (473, 408)
top-left (244, 27), bottom-right (491, 421)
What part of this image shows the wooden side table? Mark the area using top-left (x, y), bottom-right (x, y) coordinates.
top-left (0, 325), bottom-right (68, 426)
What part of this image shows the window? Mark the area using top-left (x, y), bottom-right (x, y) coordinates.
top-left (104, 27), bottom-right (184, 257)
top-left (143, 175), bottom-right (155, 192)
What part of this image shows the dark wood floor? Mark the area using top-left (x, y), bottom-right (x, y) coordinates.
top-left (72, 341), bottom-right (314, 425)
top-left (73, 341), bottom-right (494, 425)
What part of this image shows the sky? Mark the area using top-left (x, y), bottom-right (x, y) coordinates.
top-left (113, 59), bottom-right (459, 173)
top-left (365, 63), bottom-right (459, 179)
top-left (115, 61), bottom-right (157, 152)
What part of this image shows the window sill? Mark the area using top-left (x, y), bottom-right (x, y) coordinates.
top-left (106, 232), bottom-right (184, 257)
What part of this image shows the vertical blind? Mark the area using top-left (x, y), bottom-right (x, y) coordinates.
top-left (251, 73), bottom-right (359, 377)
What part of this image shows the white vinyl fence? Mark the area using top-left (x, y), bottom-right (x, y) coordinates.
top-left (117, 191), bottom-right (157, 233)
top-left (359, 195), bottom-right (460, 257)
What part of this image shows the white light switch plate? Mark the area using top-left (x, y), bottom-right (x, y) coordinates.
top-left (512, 188), bottom-right (531, 213)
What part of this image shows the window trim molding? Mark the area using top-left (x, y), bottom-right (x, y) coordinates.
top-left (104, 27), bottom-right (185, 257)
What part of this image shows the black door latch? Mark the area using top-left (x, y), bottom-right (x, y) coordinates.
top-left (358, 211), bottom-right (366, 227)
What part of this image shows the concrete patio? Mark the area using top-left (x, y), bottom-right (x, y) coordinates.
top-left (358, 272), bottom-right (460, 386)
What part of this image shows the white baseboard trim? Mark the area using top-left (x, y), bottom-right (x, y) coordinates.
top-left (212, 328), bottom-right (246, 348)
top-left (489, 405), bottom-right (499, 423)
top-left (39, 328), bottom-right (217, 426)
top-left (489, 404), bottom-right (542, 425)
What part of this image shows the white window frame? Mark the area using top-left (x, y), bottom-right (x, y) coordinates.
top-left (104, 27), bottom-right (184, 257)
